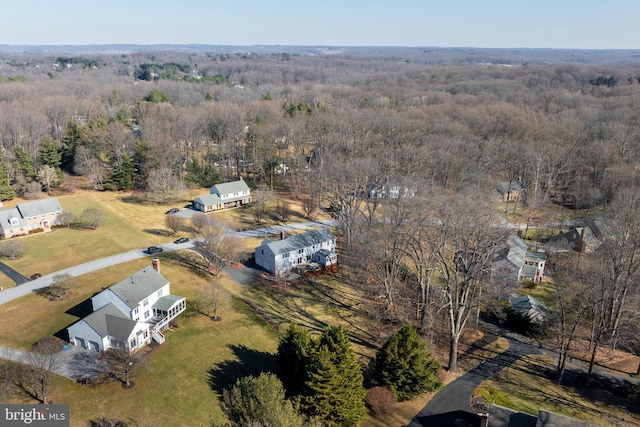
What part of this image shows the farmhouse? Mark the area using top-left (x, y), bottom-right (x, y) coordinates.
top-left (255, 228), bottom-right (337, 275)
top-left (0, 197), bottom-right (63, 239)
top-left (193, 178), bottom-right (251, 213)
top-left (67, 259), bottom-right (186, 352)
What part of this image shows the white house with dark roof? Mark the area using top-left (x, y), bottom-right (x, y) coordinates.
top-left (255, 228), bottom-right (337, 275)
top-left (67, 260), bottom-right (186, 352)
top-left (492, 234), bottom-right (547, 286)
top-left (193, 179), bottom-right (251, 212)
top-left (0, 197), bottom-right (62, 238)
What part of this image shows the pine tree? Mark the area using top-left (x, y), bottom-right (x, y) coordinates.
top-left (371, 325), bottom-right (441, 401)
top-left (14, 146), bottom-right (36, 182)
top-left (276, 323), bottom-right (313, 394)
top-left (107, 154), bottom-right (134, 191)
top-left (39, 137), bottom-right (63, 176)
top-left (221, 372), bottom-right (303, 427)
top-left (303, 325), bottom-right (367, 427)
top-left (0, 149), bottom-right (16, 201)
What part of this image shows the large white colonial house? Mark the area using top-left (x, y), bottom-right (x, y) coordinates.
top-left (0, 197), bottom-right (63, 239)
top-left (255, 228), bottom-right (337, 275)
top-left (67, 260), bottom-right (186, 352)
top-left (193, 179), bottom-right (251, 213)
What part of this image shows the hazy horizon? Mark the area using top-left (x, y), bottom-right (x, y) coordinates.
top-left (2, 1), bottom-right (639, 50)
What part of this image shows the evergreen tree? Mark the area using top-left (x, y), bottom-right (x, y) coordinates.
top-left (370, 325), bottom-right (441, 401)
top-left (0, 149), bottom-right (16, 201)
top-left (303, 325), bottom-right (367, 427)
top-left (107, 154), bottom-right (134, 191)
top-left (221, 372), bottom-right (304, 427)
top-left (39, 137), bottom-right (63, 177)
top-left (277, 324), bottom-right (313, 394)
top-left (184, 158), bottom-right (202, 187)
top-left (14, 146), bottom-right (36, 182)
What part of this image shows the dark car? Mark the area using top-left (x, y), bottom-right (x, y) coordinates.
top-left (146, 246), bottom-right (164, 254)
top-left (165, 208), bottom-right (179, 214)
top-left (174, 237), bottom-right (189, 244)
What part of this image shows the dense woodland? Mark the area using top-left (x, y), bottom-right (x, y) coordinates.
top-left (1, 47), bottom-right (639, 390)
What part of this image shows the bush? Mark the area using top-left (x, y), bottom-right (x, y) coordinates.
top-left (365, 386), bottom-right (397, 415)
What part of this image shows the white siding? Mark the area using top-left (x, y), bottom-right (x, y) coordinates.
top-left (92, 289), bottom-right (131, 317)
top-left (67, 320), bottom-right (104, 351)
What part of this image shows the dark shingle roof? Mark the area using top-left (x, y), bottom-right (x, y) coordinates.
top-left (109, 267), bottom-right (169, 309)
top-left (260, 228), bottom-right (335, 256)
top-left (82, 303), bottom-right (137, 339)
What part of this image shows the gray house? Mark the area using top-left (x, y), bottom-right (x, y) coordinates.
top-left (255, 228), bottom-right (337, 275)
top-left (67, 260), bottom-right (186, 352)
top-left (0, 197), bottom-right (63, 238)
top-left (193, 179), bottom-right (251, 212)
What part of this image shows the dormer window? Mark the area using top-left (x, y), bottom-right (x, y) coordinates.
top-left (9, 217), bottom-right (18, 226)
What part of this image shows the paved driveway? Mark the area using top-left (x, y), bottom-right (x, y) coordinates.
top-left (0, 261), bottom-right (31, 285)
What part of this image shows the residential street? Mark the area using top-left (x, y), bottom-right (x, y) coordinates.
top-left (0, 218), bottom-right (338, 306)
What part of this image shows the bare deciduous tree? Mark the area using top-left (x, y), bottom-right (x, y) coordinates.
top-left (165, 213), bottom-right (184, 236)
top-left (102, 344), bottom-right (137, 388)
top-left (17, 338), bottom-right (64, 403)
top-left (198, 279), bottom-right (231, 320)
top-left (197, 221), bottom-right (241, 276)
top-left (191, 212), bottom-right (209, 235)
top-left (426, 194), bottom-right (509, 371)
top-left (0, 239), bottom-right (25, 260)
top-left (37, 165), bottom-right (60, 194)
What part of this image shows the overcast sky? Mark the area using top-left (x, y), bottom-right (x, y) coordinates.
top-left (2, 0), bottom-right (638, 49)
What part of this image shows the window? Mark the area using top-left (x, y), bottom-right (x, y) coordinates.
top-left (143, 330), bottom-right (148, 339)
top-left (261, 249), bottom-right (264, 254)
top-left (297, 258), bottom-right (303, 264)
top-left (157, 289), bottom-right (163, 297)
top-left (298, 249), bottom-right (304, 254)
top-left (144, 310), bottom-right (150, 319)
top-left (143, 298), bottom-right (149, 307)
top-left (282, 252), bottom-right (289, 258)
top-left (134, 308), bottom-right (139, 315)
top-left (130, 338), bottom-right (136, 349)
top-left (9, 218), bottom-right (18, 226)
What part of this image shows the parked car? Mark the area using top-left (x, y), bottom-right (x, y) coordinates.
top-left (146, 246), bottom-right (164, 254)
top-left (174, 237), bottom-right (189, 244)
top-left (165, 208), bottom-right (179, 214)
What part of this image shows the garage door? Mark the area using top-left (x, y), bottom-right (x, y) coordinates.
top-left (89, 341), bottom-right (100, 351)
top-left (75, 337), bottom-right (85, 348)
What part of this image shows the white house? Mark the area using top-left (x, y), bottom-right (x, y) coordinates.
top-left (193, 179), bottom-right (251, 212)
top-left (255, 228), bottom-right (337, 275)
top-left (366, 176), bottom-right (417, 199)
top-left (492, 234), bottom-right (547, 286)
top-left (67, 260), bottom-right (186, 352)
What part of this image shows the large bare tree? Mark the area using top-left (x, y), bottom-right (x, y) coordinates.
top-left (197, 221), bottom-right (241, 276)
top-left (426, 194), bottom-right (509, 371)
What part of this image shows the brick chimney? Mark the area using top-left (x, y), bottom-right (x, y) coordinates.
top-left (478, 412), bottom-right (489, 427)
top-left (152, 258), bottom-right (160, 274)
top-left (280, 231), bottom-right (285, 240)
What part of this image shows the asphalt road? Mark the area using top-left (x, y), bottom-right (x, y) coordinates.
top-left (0, 261), bottom-right (30, 285)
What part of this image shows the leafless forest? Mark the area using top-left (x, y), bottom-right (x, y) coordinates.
top-left (1, 47), bottom-right (639, 375)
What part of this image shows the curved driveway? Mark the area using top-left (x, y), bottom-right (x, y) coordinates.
top-left (408, 334), bottom-right (539, 426)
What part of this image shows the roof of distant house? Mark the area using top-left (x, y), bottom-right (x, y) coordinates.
top-left (211, 179), bottom-right (250, 196)
top-left (17, 197), bottom-right (62, 218)
top-left (496, 180), bottom-right (523, 194)
top-left (259, 228), bottom-right (335, 256)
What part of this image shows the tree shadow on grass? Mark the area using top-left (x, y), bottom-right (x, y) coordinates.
top-left (143, 228), bottom-right (171, 236)
top-left (207, 344), bottom-right (279, 395)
